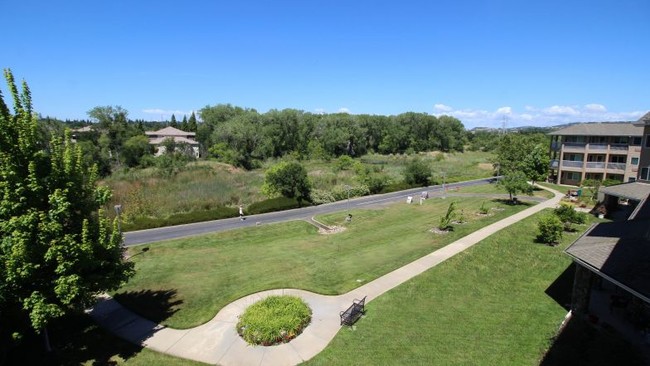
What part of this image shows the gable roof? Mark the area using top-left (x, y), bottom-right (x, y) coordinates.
top-left (148, 136), bottom-right (198, 145)
top-left (565, 219), bottom-right (650, 303)
top-left (599, 182), bottom-right (650, 202)
top-left (145, 126), bottom-right (195, 137)
top-left (634, 111), bottom-right (650, 126)
top-left (548, 122), bottom-right (642, 136)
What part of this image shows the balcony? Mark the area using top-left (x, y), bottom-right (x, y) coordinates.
top-left (562, 142), bottom-right (586, 152)
top-left (609, 144), bottom-right (629, 151)
top-left (585, 162), bottom-right (606, 170)
top-left (550, 159), bottom-right (559, 169)
top-left (607, 162), bottom-right (626, 171)
top-left (561, 160), bottom-right (584, 169)
top-left (587, 143), bottom-right (608, 151)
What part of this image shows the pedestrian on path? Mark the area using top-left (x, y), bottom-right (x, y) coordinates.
top-left (239, 205), bottom-right (244, 220)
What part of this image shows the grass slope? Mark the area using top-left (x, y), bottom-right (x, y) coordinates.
top-left (117, 197), bottom-right (529, 328)
top-left (306, 211), bottom-right (637, 365)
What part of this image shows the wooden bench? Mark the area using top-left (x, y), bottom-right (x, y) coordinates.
top-left (340, 296), bottom-right (366, 326)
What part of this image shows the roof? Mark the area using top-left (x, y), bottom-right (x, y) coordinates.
top-left (633, 111), bottom-right (650, 126)
top-left (599, 182), bottom-right (650, 201)
top-left (565, 219), bottom-right (650, 303)
top-left (145, 126), bottom-right (195, 137)
top-left (548, 122), bottom-right (642, 136)
top-left (149, 136), bottom-right (198, 145)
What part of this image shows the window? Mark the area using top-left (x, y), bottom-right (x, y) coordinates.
top-left (641, 167), bottom-right (650, 180)
top-left (612, 136), bottom-right (629, 144)
top-left (632, 137), bottom-right (642, 145)
top-left (609, 155), bottom-right (626, 163)
top-left (631, 157), bottom-right (639, 165)
top-left (645, 135), bottom-right (650, 148)
top-left (629, 177), bottom-right (636, 182)
top-left (567, 172), bottom-right (581, 181)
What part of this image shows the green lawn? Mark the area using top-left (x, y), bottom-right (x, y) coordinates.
top-left (306, 211), bottom-right (643, 365)
top-left (456, 182), bottom-right (555, 199)
top-left (117, 196), bottom-right (529, 328)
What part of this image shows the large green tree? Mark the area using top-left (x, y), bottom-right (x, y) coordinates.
top-left (0, 70), bottom-right (134, 349)
top-left (262, 161), bottom-right (311, 205)
top-left (521, 143), bottom-right (551, 185)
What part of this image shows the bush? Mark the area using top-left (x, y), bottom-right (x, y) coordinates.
top-left (554, 203), bottom-right (586, 231)
top-left (438, 202), bottom-right (457, 231)
top-left (331, 185), bottom-right (370, 201)
top-left (237, 295), bottom-right (312, 346)
top-left (247, 197), bottom-right (307, 215)
top-left (334, 155), bottom-right (355, 171)
top-left (537, 214), bottom-right (563, 245)
top-left (479, 201), bottom-right (490, 215)
top-left (123, 206), bottom-right (238, 231)
top-left (310, 189), bottom-right (336, 205)
top-left (380, 181), bottom-right (417, 194)
top-left (403, 158), bottom-right (432, 186)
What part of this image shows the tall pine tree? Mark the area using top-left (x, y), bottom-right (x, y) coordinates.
top-left (0, 69), bottom-right (134, 349)
top-left (188, 111), bottom-right (197, 132)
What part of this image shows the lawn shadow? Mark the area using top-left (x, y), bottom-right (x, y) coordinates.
top-left (5, 311), bottom-right (144, 366)
top-left (539, 314), bottom-right (647, 366)
top-left (490, 198), bottom-right (534, 207)
top-left (545, 262), bottom-right (575, 311)
top-left (113, 289), bottom-right (182, 324)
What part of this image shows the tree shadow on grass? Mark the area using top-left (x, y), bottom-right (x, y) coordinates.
top-left (113, 289), bottom-right (183, 324)
top-left (489, 198), bottom-right (534, 207)
top-left (5, 311), bottom-right (144, 366)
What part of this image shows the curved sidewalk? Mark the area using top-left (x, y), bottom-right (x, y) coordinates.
top-left (89, 186), bottom-right (564, 365)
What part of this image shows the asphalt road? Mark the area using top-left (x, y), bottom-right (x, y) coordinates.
top-left (124, 177), bottom-right (499, 246)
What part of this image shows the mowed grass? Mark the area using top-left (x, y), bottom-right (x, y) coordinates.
top-left (305, 211), bottom-right (622, 365)
top-left (458, 182), bottom-right (556, 199)
top-left (117, 196), bottom-right (530, 328)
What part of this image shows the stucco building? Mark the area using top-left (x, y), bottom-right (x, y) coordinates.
top-left (145, 126), bottom-right (200, 158)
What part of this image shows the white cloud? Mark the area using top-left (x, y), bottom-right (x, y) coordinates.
top-left (544, 105), bottom-right (579, 116)
top-left (496, 106), bottom-right (512, 115)
top-left (434, 103), bottom-right (453, 112)
top-left (584, 103), bottom-right (607, 112)
top-left (338, 107), bottom-right (351, 114)
top-left (432, 102), bottom-right (646, 129)
top-left (314, 108), bottom-right (325, 115)
top-left (142, 108), bottom-right (189, 116)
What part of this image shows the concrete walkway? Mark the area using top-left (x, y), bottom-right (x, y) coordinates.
top-left (89, 186), bottom-right (564, 365)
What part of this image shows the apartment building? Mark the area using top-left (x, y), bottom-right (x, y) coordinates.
top-left (548, 122), bottom-right (643, 185)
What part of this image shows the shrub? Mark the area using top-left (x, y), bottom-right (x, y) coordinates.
top-left (331, 184), bottom-right (370, 201)
top-left (380, 181), bottom-right (417, 194)
top-left (310, 189), bottom-right (336, 205)
top-left (537, 214), bottom-right (563, 245)
top-left (438, 202), bottom-right (457, 231)
top-left (122, 206), bottom-right (238, 231)
top-left (334, 155), bottom-right (355, 171)
top-left (403, 158), bottom-right (432, 186)
top-left (247, 197), bottom-right (306, 214)
top-left (237, 295), bottom-right (312, 346)
top-left (479, 201), bottom-right (490, 215)
top-left (554, 203), bottom-right (586, 231)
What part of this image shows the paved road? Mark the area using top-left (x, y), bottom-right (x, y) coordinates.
top-left (124, 177), bottom-right (500, 246)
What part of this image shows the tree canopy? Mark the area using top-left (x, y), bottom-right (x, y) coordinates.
top-left (262, 161), bottom-right (312, 205)
top-left (0, 70), bottom-right (134, 345)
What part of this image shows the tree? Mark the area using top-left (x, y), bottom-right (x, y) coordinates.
top-left (86, 105), bottom-right (130, 170)
top-left (170, 114), bottom-right (178, 128)
top-left (521, 143), bottom-right (550, 185)
top-left (498, 171), bottom-right (533, 201)
top-left (122, 135), bottom-right (153, 167)
top-left (403, 158), bottom-right (432, 186)
top-left (181, 115), bottom-right (189, 131)
top-left (188, 112), bottom-right (198, 132)
top-left (262, 161), bottom-right (311, 205)
top-left (438, 201), bottom-right (457, 231)
top-left (0, 70), bottom-right (134, 349)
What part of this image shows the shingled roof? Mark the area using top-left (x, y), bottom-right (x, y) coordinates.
top-left (600, 182), bottom-right (650, 202)
top-left (635, 111), bottom-right (650, 126)
top-left (548, 122), bottom-right (642, 136)
top-left (565, 219), bottom-right (650, 303)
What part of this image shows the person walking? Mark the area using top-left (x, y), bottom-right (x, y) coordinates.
top-left (239, 205), bottom-right (244, 220)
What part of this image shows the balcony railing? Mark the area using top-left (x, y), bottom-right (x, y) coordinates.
top-left (610, 144), bottom-right (629, 151)
top-left (607, 162), bottom-right (626, 171)
top-left (588, 143), bottom-right (608, 150)
top-left (585, 162), bottom-right (606, 169)
top-left (562, 160), bottom-right (584, 168)
top-left (550, 159), bottom-right (559, 169)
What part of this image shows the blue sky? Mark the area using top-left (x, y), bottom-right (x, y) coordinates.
top-left (2, 0), bottom-right (649, 128)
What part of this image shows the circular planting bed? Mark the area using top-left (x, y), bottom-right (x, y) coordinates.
top-left (237, 295), bottom-right (312, 346)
